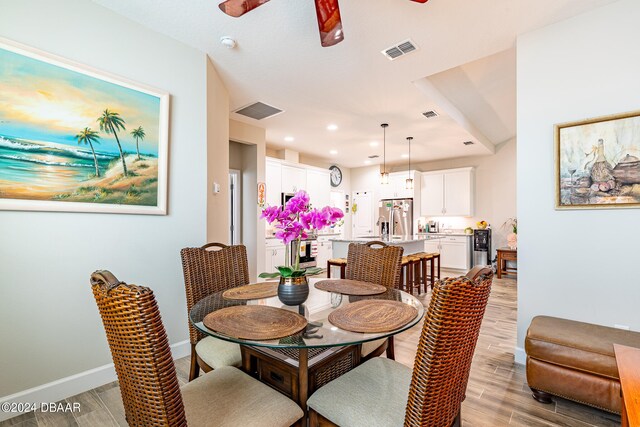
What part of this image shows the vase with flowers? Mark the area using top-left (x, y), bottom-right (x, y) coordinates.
top-left (502, 217), bottom-right (518, 249)
top-left (259, 190), bottom-right (344, 305)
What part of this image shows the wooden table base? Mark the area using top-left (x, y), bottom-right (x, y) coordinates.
top-left (240, 344), bottom-right (360, 414)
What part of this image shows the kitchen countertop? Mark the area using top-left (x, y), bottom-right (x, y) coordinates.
top-left (330, 235), bottom-right (431, 244)
top-left (416, 232), bottom-right (473, 237)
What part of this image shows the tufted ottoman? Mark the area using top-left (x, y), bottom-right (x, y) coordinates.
top-left (525, 315), bottom-right (640, 414)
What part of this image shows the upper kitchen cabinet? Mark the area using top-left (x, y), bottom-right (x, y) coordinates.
top-left (281, 164), bottom-right (307, 194)
top-left (420, 167), bottom-right (474, 217)
top-left (380, 171), bottom-right (421, 200)
top-left (306, 168), bottom-right (331, 209)
top-left (266, 159), bottom-right (282, 207)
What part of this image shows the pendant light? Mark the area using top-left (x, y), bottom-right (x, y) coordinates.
top-left (380, 123), bottom-right (389, 185)
top-left (405, 137), bottom-right (414, 190)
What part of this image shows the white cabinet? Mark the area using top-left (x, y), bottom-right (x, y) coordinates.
top-left (423, 235), bottom-right (471, 270)
top-left (380, 171), bottom-right (421, 199)
top-left (265, 241), bottom-right (287, 274)
top-left (420, 168), bottom-right (473, 217)
top-left (266, 159), bottom-right (282, 207)
top-left (420, 174), bottom-right (445, 216)
top-left (306, 169), bottom-right (331, 208)
top-left (423, 238), bottom-right (441, 254)
top-left (281, 165), bottom-right (307, 194)
top-left (316, 238), bottom-right (333, 269)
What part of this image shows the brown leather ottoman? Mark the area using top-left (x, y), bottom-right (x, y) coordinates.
top-left (525, 315), bottom-right (640, 414)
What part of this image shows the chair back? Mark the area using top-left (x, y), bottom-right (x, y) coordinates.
top-left (345, 242), bottom-right (403, 289)
top-left (404, 274), bottom-right (493, 426)
top-left (180, 243), bottom-right (250, 344)
top-left (465, 265), bottom-right (493, 281)
top-left (90, 271), bottom-right (187, 427)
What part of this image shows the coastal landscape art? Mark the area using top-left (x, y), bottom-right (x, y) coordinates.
top-left (0, 38), bottom-right (168, 214)
top-left (556, 111), bottom-right (640, 209)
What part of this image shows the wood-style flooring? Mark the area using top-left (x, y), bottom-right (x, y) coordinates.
top-left (1, 274), bottom-right (621, 426)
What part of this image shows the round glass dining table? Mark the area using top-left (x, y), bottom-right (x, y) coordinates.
top-left (189, 277), bottom-right (425, 410)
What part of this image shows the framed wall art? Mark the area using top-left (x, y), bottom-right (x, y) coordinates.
top-left (0, 38), bottom-right (169, 215)
top-left (556, 110), bottom-right (640, 209)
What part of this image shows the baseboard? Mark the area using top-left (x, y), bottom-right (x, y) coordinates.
top-left (0, 339), bottom-right (190, 422)
top-left (514, 346), bottom-right (526, 365)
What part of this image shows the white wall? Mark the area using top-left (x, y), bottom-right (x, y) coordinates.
top-left (206, 58), bottom-right (230, 243)
top-left (396, 139), bottom-right (517, 256)
top-left (298, 154), bottom-right (352, 238)
top-left (516, 0), bottom-right (640, 363)
top-left (0, 0), bottom-right (214, 406)
top-left (230, 120), bottom-right (266, 280)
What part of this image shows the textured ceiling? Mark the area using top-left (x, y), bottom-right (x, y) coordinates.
top-left (92, 0), bottom-right (619, 167)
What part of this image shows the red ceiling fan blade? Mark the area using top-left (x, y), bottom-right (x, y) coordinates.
top-left (218, 0), bottom-right (271, 17)
top-left (314, 0), bottom-right (344, 47)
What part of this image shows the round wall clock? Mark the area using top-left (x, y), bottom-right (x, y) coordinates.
top-left (329, 165), bottom-right (342, 187)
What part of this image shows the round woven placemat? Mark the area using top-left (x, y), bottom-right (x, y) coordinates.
top-left (328, 300), bottom-right (418, 333)
top-left (222, 282), bottom-right (278, 300)
top-left (203, 306), bottom-right (308, 340)
top-left (314, 279), bottom-right (386, 296)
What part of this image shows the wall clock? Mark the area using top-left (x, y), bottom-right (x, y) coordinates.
top-left (329, 165), bottom-right (342, 187)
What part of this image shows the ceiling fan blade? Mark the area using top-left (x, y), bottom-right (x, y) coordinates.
top-left (410, 0), bottom-right (429, 3)
top-left (314, 0), bottom-right (344, 47)
top-left (218, 0), bottom-right (271, 18)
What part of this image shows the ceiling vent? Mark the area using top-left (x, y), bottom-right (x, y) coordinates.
top-left (422, 110), bottom-right (439, 119)
top-left (368, 155), bottom-right (380, 159)
top-left (234, 102), bottom-right (283, 120)
top-left (381, 39), bottom-right (418, 61)
top-left (463, 141), bottom-right (475, 146)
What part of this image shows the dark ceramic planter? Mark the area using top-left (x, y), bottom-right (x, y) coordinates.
top-left (278, 276), bottom-right (309, 306)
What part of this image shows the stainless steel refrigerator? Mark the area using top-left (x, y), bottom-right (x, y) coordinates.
top-left (378, 198), bottom-right (413, 238)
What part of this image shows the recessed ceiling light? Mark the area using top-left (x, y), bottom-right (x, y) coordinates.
top-left (284, 136), bottom-right (294, 142)
top-left (369, 141), bottom-right (379, 147)
top-left (401, 154), bottom-right (409, 159)
top-left (329, 150), bottom-right (338, 155)
top-left (327, 124), bottom-right (338, 131)
top-left (364, 160), bottom-right (371, 165)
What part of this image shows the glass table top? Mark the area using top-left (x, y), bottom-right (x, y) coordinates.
top-left (190, 278), bottom-right (425, 349)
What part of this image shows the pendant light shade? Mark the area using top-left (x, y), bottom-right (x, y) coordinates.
top-left (380, 123), bottom-right (389, 185)
top-left (405, 136), bottom-right (413, 190)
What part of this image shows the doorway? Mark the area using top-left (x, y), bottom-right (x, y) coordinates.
top-left (352, 190), bottom-right (374, 237)
top-left (229, 169), bottom-right (241, 245)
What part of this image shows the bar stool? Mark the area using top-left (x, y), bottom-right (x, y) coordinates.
top-left (400, 255), bottom-right (420, 294)
top-left (327, 258), bottom-right (347, 278)
top-left (412, 252), bottom-right (441, 293)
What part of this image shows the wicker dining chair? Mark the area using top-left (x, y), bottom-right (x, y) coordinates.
top-left (90, 271), bottom-right (303, 427)
top-left (465, 265), bottom-right (493, 281)
top-left (180, 243), bottom-right (249, 381)
top-left (307, 270), bottom-right (494, 427)
top-left (344, 241), bottom-right (403, 360)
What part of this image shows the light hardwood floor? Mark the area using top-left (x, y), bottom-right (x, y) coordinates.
top-left (1, 275), bottom-right (621, 426)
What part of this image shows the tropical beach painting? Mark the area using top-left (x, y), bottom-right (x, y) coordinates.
top-left (556, 111), bottom-right (640, 209)
top-left (0, 38), bottom-right (168, 214)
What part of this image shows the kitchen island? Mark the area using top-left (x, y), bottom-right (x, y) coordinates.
top-left (330, 236), bottom-right (428, 258)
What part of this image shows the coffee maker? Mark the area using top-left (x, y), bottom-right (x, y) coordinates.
top-left (428, 221), bottom-right (439, 233)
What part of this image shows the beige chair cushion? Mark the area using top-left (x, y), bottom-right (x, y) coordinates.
top-left (182, 366), bottom-right (303, 427)
top-left (361, 338), bottom-right (386, 358)
top-left (196, 336), bottom-right (242, 369)
top-left (307, 357), bottom-right (411, 427)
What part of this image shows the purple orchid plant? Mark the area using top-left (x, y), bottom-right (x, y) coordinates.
top-left (260, 190), bottom-right (344, 278)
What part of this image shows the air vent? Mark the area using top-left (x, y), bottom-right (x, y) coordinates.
top-left (368, 155), bottom-right (380, 159)
top-left (381, 39), bottom-right (419, 61)
top-left (234, 102), bottom-right (283, 120)
top-left (463, 141), bottom-right (475, 146)
top-left (422, 110), bottom-right (439, 119)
